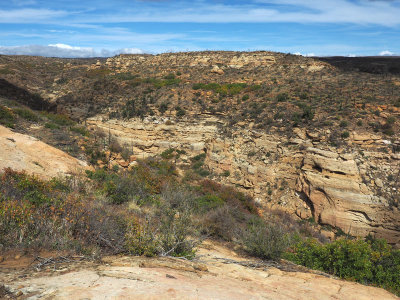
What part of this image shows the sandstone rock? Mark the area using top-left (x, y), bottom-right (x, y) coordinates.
top-left (306, 131), bottom-right (320, 141)
top-left (320, 229), bottom-right (335, 241)
top-left (352, 132), bottom-right (381, 142)
top-left (297, 147), bottom-right (400, 245)
top-left (247, 165), bottom-right (257, 175)
top-left (211, 65), bottom-right (224, 75)
top-left (293, 127), bottom-right (307, 140)
top-left (375, 178), bottom-right (384, 188)
top-left (190, 142), bottom-right (205, 151)
top-left (4, 241), bottom-right (398, 300)
top-left (129, 161), bottom-right (138, 168)
top-left (392, 153), bottom-right (400, 160)
top-left (0, 125), bottom-right (90, 179)
top-left (118, 160), bottom-right (129, 168)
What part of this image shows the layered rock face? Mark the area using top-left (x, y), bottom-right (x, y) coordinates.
top-left (87, 115), bottom-right (400, 245)
top-left (297, 147), bottom-right (400, 244)
top-left (101, 51), bottom-right (328, 75)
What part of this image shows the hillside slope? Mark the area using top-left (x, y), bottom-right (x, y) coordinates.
top-left (0, 51), bottom-right (399, 245)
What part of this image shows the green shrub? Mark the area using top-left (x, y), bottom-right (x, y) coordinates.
top-left (14, 108), bottom-right (40, 122)
top-left (285, 237), bottom-right (400, 295)
top-left (45, 122), bottom-right (60, 129)
top-left (198, 179), bottom-right (257, 214)
top-left (221, 170), bottom-right (230, 177)
top-left (387, 116), bottom-right (395, 125)
top-left (112, 72), bottom-right (138, 81)
top-left (0, 169), bottom-right (118, 251)
top-left (192, 83), bottom-right (248, 96)
top-left (157, 208), bottom-right (197, 258)
top-left (195, 194), bottom-right (224, 211)
top-left (91, 170), bottom-right (146, 205)
top-left (164, 73), bottom-right (176, 80)
top-left (276, 93), bottom-right (288, 102)
top-left (1, 169), bottom-right (52, 206)
top-left (341, 131), bottom-right (350, 138)
top-left (86, 68), bottom-right (112, 78)
top-left (159, 102), bottom-right (169, 114)
top-left (241, 216), bottom-right (291, 260)
top-left (301, 105), bottom-right (314, 121)
top-left (191, 153), bottom-right (206, 162)
top-left (0, 105), bottom-right (16, 128)
top-left (161, 148), bottom-right (175, 159)
top-left (125, 218), bottom-right (158, 256)
top-left (145, 77), bottom-right (180, 89)
top-left (70, 126), bottom-right (89, 136)
top-left (175, 106), bottom-right (186, 117)
top-left (41, 112), bottom-right (75, 126)
top-left (0, 67), bottom-right (13, 75)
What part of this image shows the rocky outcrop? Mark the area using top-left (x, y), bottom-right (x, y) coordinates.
top-left (101, 51), bottom-right (328, 75)
top-left (297, 147), bottom-right (400, 244)
top-left (87, 115), bottom-right (400, 245)
top-left (2, 241), bottom-right (398, 300)
top-left (0, 125), bottom-right (90, 179)
top-left (87, 115), bottom-right (309, 216)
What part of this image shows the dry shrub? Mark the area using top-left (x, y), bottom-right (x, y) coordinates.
top-left (200, 204), bottom-right (245, 241)
top-left (0, 168), bottom-right (127, 254)
top-left (125, 208), bottom-right (198, 258)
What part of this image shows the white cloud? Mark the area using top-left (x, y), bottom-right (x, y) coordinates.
top-left (379, 50), bottom-right (395, 56)
top-left (71, 0), bottom-right (400, 26)
top-left (1, 1), bottom-right (400, 26)
top-left (48, 43), bottom-right (88, 50)
top-left (0, 8), bottom-right (67, 23)
top-left (0, 44), bottom-right (144, 58)
top-left (291, 52), bottom-right (316, 57)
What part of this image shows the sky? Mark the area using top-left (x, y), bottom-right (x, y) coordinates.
top-left (0, 0), bottom-right (399, 57)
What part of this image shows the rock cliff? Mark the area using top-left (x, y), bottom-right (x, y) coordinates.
top-left (87, 114), bottom-right (400, 245)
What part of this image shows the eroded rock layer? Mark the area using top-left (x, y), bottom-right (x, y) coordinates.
top-left (87, 115), bottom-right (400, 245)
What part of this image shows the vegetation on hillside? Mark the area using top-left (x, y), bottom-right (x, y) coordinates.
top-left (0, 53), bottom-right (398, 138)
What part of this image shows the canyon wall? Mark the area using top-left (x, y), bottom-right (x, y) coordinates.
top-left (87, 115), bottom-right (400, 245)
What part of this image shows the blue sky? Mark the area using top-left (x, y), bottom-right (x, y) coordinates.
top-left (0, 0), bottom-right (399, 57)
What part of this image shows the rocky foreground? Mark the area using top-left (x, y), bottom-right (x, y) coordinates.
top-left (1, 241), bottom-right (398, 300)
